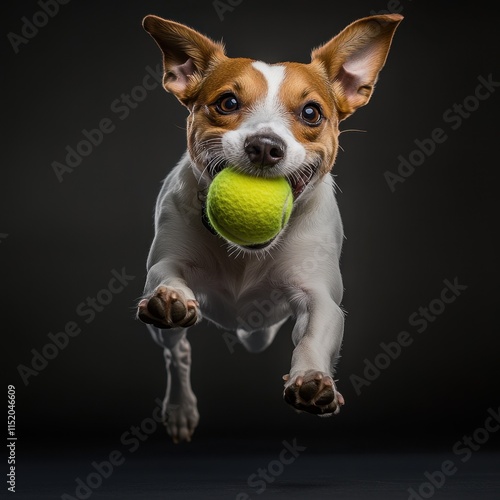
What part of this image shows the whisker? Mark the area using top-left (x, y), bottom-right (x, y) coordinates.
top-left (331, 174), bottom-right (343, 194)
top-left (339, 128), bottom-right (367, 135)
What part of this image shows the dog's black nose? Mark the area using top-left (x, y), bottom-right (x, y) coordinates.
top-left (244, 134), bottom-right (285, 167)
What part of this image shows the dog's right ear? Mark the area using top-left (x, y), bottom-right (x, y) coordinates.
top-left (143, 16), bottom-right (226, 105)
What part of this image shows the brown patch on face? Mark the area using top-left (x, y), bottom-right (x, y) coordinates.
top-left (279, 62), bottom-right (340, 175)
top-left (186, 58), bottom-right (268, 172)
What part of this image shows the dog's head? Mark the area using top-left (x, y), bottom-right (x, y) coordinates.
top-left (143, 14), bottom-right (402, 201)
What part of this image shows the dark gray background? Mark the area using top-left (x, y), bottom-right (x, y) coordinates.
top-left (2, 1), bottom-right (499, 498)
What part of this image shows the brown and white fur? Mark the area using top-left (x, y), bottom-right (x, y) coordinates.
top-left (137, 14), bottom-right (402, 443)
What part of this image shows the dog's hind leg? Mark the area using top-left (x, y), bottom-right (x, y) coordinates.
top-left (148, 325), bottom-right (199, 443)
top-left (236, 317), bottom-right (288, 353)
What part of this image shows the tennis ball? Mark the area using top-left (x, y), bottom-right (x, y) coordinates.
top-left (206, 168), bottom-right (293, 247)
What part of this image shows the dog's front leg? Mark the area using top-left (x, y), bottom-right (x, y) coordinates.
top-left (283, 288), bottom-right (345, 416)
top-left (137, 259), bottom-right (201, 330)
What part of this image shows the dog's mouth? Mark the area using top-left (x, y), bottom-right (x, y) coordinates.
top-left (286, 166), bottom-right (317, 200)
top-left (208, 162), bottom-right (317, 200)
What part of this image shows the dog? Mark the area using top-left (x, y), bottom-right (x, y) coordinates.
top-left (137, 13), bottom-right (402, 443)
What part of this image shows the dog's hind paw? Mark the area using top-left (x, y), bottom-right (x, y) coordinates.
top-left (137, 286), bottom-right (200, 329)
top-left (163, 400), bottom-right (199, 444)
top-left (283, 370), bottom-right (344, 416)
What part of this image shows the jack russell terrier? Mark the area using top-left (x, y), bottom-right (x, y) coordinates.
top-left (137, 13), bottom-right (402, 443)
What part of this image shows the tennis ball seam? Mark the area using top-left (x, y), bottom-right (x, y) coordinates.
top-left (281, 189), bottom-right (293, 228)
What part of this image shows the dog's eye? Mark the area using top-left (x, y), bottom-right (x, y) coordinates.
top-left (301, 103), bottom-right (322, 125)
top-left (215, 94), bottom-right (239, 114)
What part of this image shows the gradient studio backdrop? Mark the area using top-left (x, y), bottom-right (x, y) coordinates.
top-left (2, 0), bottom-right (499, 464)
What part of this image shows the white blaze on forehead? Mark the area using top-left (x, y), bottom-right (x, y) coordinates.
top-left (251, 61), bottom-right (286, 117)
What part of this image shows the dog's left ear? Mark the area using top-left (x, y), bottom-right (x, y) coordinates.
top-left (312, 14), bottom-right (403, 120)
top-left (143, 15), bottom-right (226, 106)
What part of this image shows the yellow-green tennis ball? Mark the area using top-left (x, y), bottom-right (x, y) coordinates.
top-left (206, 168), bottom-right (293, 247)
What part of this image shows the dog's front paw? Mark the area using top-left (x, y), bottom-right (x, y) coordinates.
top-left (283, 370), bottom-right (344, 416)
top-left (137, 286), bottom-right (200, 329)
top-left (163, 400), bottom-right (199, 444)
